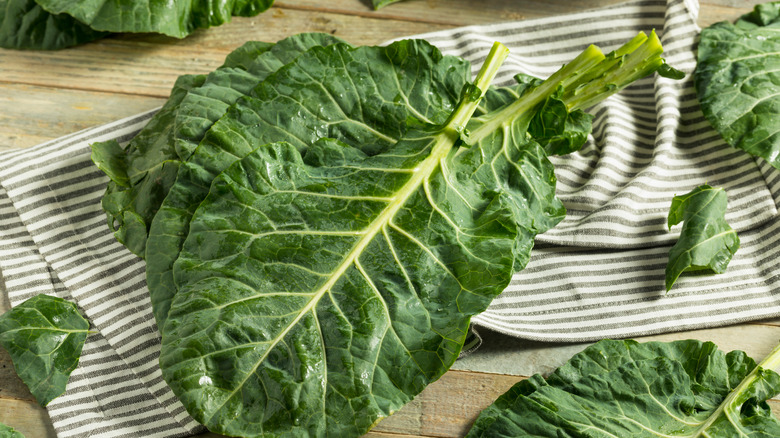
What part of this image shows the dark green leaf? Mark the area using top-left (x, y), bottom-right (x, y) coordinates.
top-left (34, 0), bottom-right (274, 38)
top-left (466, 339), bottom-right (780, 437)
top-left (0, 295), bottom-right (89, 407)
top-left (160, 47), bottom-right (512, 436)
top-left (173, 33), bottom-right (345, 161)
top-left (93, 34), bottom-right (341, 258)
top-left (0, 0), bottom-right (106, 50)
top-left (666, 185), bottom-right (739, 291)
top-left (695, 3), bottom-right (780, 169)
top-left (528, 94), bottom-right (593, 156)
top-left (0, 423), bottom-right (25, 438)
top-left (657, 62), bottom-right (685, 79)
top-left (220, 40), bottom-right (275, 70)
top-left (89, 138), bottom-right (129, 188)
top-left (156, 35), bottom-right (677, 437)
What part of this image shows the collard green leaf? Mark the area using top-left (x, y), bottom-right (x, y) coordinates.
top-left (33, 0), bottom-right (274, 38)
top-left (158, 34), bottom-right (678, 437)
top-left (0, 295), bottom-right (89, 407)
top-left (146, 39), bottom-right (472, 328)
top-left (666, 185), bottom-right (739, 291)
top-left (528, 94), bottom-right (593, 156)
top-left (466, 339), bottom-right (780, 437)
top-left (0, 423), bottom-right (25, 438)
top-left (695, 2), bottom-right (780, 169)
top-left (0, 0), bottom-right (106, 50)
top-left (160, 46), bottom-right (512, 437)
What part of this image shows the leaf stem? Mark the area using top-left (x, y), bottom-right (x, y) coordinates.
top-left (447, 41), bottom-right (509, 129)
top-left (467, 31), bottom-right (673, 145)
top-left (689, 342), bottom-right (780, 435)
top-left (468, 44), bottom-right (605, 142)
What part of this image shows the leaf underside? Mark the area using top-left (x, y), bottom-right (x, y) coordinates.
top-left (466, 339), bottom-right (780, 437)
top-left (695, 2), bottom-right (780, 169)
top-left (0, 295), bottom-right (89, 407)
top-left (665, 185), bottom-right (739, 291)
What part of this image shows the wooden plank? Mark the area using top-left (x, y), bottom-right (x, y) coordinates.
top-left (0, 1), bottom-right (764, 99)
top-left (373, 370), bottom-right (522, 438)
top-left (274, 0), bottom-right (628, 26)
top-left (698, 2), bottom-right (766, 27)
top-left (0, 83), bottom-right (164, 151)
top-left (0, 398), bottom-right (56, 438)
top-left (0, 7), bottom-right (452, 98)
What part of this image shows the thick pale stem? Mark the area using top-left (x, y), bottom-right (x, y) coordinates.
top-left (467, 31), bottom-right (669, 145)
top-left (468, 44), bottom-right (605, 142)
top-left (448, 41), bottom-right (510, 129)
top-left (566, 30), bottom-right (665, 111)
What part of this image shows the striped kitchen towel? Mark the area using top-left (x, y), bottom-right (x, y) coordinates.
top-left (2, 0), bottom-right (779, 436)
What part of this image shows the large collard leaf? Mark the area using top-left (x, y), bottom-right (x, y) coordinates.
top-left (0, 0), bottom-right (106, 50)
top-left (145, 39), bottom-right (472, 328)
top-left (159, 34), bottom-right (679, 437)
top-left (466, 339), bottom-right (780, 437)
top-left (0, 295), bottom-right (89, 407)
top-left (665, 185), bottom-right (739, 291)
top-left (0, 423), bottom-right (24, 438)
top-left (695, 2), bottom-right (780, 169)
top-left (160, 45), bottom-right (512, 437)
top-left (33, 0), bottom-right (274, 38)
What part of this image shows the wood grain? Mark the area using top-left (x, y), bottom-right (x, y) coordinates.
top-left (0, 83), bottom-right (164, 151)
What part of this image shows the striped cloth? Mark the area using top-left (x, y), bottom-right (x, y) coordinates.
top-left (2, 0), bottom-right (779, 436)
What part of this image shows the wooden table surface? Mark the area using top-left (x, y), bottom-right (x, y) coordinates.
top-left (1, 1), bottom-right (778, 437)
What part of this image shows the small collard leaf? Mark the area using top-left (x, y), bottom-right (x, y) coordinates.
top-left (466, 339), bottom-right (780, 437)
top-left (527, 95), bottom-right (593, 156)
top-left (666, 185), bottom-right (739, 291)
top-left (0, 423), bottom-right (25, 438)
top-left (0, 295), bottom-right (89, 407)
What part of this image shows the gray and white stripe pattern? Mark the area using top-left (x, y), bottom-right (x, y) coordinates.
top-left (2, 0), bottom-right (779, 435)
